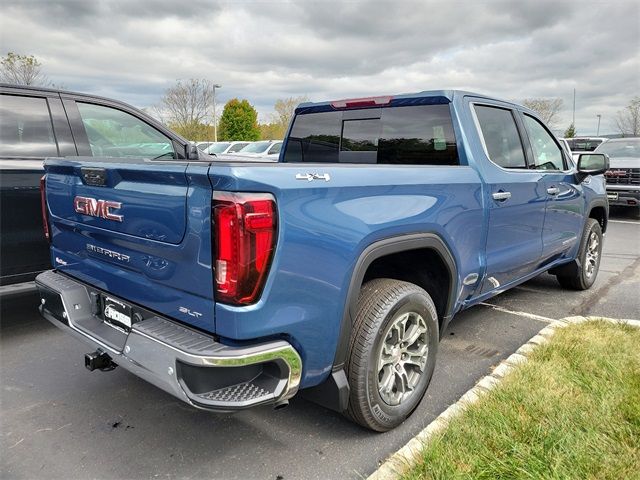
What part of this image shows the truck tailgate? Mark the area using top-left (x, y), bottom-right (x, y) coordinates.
top-left (44, 157), bottom-right (216, 332)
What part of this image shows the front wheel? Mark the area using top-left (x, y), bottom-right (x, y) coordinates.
top-left (557, 218), bottom-right (603, 290)
top-left (344, 278), bottom-right (439, 432)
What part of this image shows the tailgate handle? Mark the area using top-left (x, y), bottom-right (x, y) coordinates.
top-left (81, 167), bottom-right (107, 187)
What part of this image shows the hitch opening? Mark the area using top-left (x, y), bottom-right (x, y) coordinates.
top-left (85, 349), bottom-right (116, 372)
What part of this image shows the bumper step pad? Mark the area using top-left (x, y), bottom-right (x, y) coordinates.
top-left (198, 382), bottom-right (270, 403)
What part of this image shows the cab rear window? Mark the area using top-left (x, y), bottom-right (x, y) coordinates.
top-left (283, 104), bottom-right (458, 165)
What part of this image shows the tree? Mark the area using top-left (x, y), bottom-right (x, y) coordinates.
top-left (564, 123), bottom-right (576, 138)
top-left (259, 122), bottom-right (283, 140)
top-left (614, 96), bottom-right (640, 137)
top-left (168, 121), bottom-right (214, 141)
top-left (218, 98), bottom-right (260, 141)
top-left (157, 79), bottom-right (216, 140)
top-left (522, 98), bottom-right (563, 127)
top-left (273, 95), bottom-right (308, 136)
top-left (0, 52), bottom-right (51, 86)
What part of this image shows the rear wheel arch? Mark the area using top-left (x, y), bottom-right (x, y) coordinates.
top-left (301, 234), bottom-right (458, 413)
top-left (335, 233), bottom-right (457, 368)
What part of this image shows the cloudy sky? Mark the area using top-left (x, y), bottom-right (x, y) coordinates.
top-left (1, 0), bottom-right (638, 134)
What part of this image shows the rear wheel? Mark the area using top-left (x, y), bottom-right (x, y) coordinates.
top-left (557, 218), bottom-right (603, 290)
top-left (344, 278), bottom-right (439, 432)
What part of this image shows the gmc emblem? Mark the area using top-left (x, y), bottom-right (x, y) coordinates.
top-left (605, 170), bottom-right (627, 177)
top-left (73, 196), bottom-right (123, 222)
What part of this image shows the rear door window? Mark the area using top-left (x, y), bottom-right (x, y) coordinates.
top-left (76, 102), bottom-right (176, 159)
top-left (0, 94), bottom-right (58, 157)
top-left (283, 104), bottom-right (458, 165)
top-left (474, 105), bottom-right (526, 169)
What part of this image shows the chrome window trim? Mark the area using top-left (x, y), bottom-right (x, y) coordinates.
top-left (470, 101), bottom-right (574, 175)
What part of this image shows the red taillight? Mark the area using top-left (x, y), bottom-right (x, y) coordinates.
top-left (213, 192), bottom-right (277, 305)
top-left (330, 95), bottom-right (393, 109)
top-left (40, 175), bottom-right (50, 242)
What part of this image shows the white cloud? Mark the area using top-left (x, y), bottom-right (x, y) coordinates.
top-left (1, 0), bottom-right (638, 133)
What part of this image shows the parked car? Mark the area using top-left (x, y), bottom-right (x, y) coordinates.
top-left (37, 90), bottom-right (608, 432)
top-left (196, 141), bottom-right (215, 151)
top-left (230, 140), bottom-right (283, 159)
top-left (0, 83), bottom-right (204, 290)
top-left (594, 137), bottom-right (640, 215)
top-left (564, 137), bottom-right (608, 162)
top-left (204, 141), bottom-right (250, 155)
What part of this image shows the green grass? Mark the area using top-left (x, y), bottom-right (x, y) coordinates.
top-left (402, 321), bottom-right (640, 480)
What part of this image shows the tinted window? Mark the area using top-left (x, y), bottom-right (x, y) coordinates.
top-left (77, 103), bottom-right (176, 159)
top-left (566, 138), bottom-right (604, 152)
top-left (283, 104), bottom-right (458, 165)
top-left (268, 142), bottom-right (282, 154)
top-left (595, 138), bottom-right (639, 158)
top-left (206, 142), bottom-right (231, 154)
top-left (474, 105), bottom-right (526, 169)
top-left (523, 115), bottom-right (564, 170)
top-left (284, 111), bottom-right (340, 163)
top-left (0, 94), bottom-right (57, 157)
top-left (228, 142), bottom-right (248, 152)
top-left (239, 141), bottom-right (271, 154)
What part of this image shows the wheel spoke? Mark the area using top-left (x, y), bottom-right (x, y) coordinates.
top-left (379, 365), bottom-right (395, 393)
top-left (377, 310), bottom-right (430, 406)
top-left (403, 321), bottom-right (426, 345)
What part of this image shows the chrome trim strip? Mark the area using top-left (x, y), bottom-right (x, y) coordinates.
top-left (469, 101), bottom-right (573, 175)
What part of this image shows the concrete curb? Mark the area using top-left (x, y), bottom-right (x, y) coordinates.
top-left (367, 316), bottom-right (640, 480)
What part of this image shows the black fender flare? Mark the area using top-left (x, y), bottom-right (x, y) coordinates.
top-left (586, 197), bottom-right (609, 232)
top-left (301, 233), bottom-right (458, 412)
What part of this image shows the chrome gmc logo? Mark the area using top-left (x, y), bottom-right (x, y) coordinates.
top-left (605, 170), bottom-right (627, 177)
top-left (73, 196), bottom-right (123, 222)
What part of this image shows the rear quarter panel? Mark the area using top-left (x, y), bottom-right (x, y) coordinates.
top-left (210, 162), bottom-right (485, 387)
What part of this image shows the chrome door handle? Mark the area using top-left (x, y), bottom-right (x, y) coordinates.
top-left (492, 191), bottom-right (512, 201)
top-left (546, 187), bottom-right (560, 195)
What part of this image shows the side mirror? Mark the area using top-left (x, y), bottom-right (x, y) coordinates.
top-left (577, 153), bottom-right (609, 176)
top-left (187, 144), bottom-right (200, 160)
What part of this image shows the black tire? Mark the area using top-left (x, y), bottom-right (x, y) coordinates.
top-left (557, 218), bottom-right (603, 290)
top-left (344, 278), bottom-right (439, 432)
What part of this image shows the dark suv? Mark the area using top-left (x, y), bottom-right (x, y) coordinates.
top-left (0, 84), bottom-right (198, 289)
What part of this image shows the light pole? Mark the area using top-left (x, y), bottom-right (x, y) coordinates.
top-left (596, 114), bottom-right (601, 136)
top-left (212, 83), bottom-right (222, 142)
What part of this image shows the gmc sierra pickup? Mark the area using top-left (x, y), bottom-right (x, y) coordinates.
top-left (36, 90), bottom-right (609, 431)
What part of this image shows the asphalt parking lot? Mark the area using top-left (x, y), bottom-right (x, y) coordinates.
top-left (1, 209), bottom-right (638, 480)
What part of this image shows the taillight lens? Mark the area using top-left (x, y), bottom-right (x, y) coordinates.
top-left (40, 175), bottom-right (51, 242)
top-left (213, 192), bottom-right (277, 305)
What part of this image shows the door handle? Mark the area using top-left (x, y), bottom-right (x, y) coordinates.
top-left (546, 187), bottom-right (560, 195)
top-left (492, 191), bottom-right (512, 201)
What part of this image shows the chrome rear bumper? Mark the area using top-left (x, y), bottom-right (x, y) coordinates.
top-left (35, 270), bottom-right (302, 411)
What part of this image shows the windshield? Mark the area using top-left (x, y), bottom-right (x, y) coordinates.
top-left (206, 142), bottom-right (231, 154)
top-left (566, 138), bottom-right (604, 152)
top-left (239, 141), bottom-right (271, 154)
top-left (595, 138), bottom-right (640, 158)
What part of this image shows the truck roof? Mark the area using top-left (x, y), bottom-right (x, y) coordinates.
top-left (296, 89), bottom-right (524, 112)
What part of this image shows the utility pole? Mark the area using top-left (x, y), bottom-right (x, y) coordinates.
top-left (596, 114), bottom-right (601, 136)
top-left (572, 88), bottom-right (576, 127)
top-left (212, 84), bottom-right (222, 142)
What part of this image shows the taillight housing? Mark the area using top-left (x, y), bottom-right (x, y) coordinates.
top-left (40, 175), bottom-right (51, 242)
top-left (212, 192), bottom-right (277, 305)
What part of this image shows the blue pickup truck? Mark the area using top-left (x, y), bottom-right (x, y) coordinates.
top-left (36, 90), bottom-right (609, 431)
